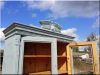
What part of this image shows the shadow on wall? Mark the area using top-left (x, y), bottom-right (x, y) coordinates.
top-left (0, 50), bottom-right (4, 74)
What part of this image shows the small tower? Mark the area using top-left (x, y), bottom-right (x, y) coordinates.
top-left (40, 20), bottom-right (61, 33)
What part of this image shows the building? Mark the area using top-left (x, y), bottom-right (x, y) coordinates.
top-left (40, 20), bottom-right (62, 33)
top-left (2, 22), bottom-right (99, 74)
top-left (2, 22), bottom-right (74, 74)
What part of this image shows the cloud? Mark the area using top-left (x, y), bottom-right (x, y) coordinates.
top-left (25, 0), bottom-right (55, 11)
top-left (24, 1), bottom-right (99, 19)
top-left (0, 28), bottom-right (5, 49)
top-left (0, 28), bottom-right (5, 42)
top-left (51, 1), bottom-right (99, 18)
top-left (32, 13), bottom-right (37, 18)
top-left (61, 28), bottom-right (79, 41)
top-left (92, 17), bottom-right (100, 28)
top-left (0, 0), bottom-right (5, 10)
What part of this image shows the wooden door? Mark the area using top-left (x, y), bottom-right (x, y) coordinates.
top-left (67, 42), bottom-right (99, 74)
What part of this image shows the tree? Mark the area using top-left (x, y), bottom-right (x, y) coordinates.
top-left (73, 46), bottom-right (79, 52)
top-left (86, 32), bottom-right (97, 53)
top-left (86, 33), bottom-right (97, 41)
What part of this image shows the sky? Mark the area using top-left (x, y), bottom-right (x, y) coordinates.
top-left (0, 0), bottom-right (100, 49)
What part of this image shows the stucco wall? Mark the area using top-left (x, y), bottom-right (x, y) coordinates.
top-left (2, 35), bottom-right (21, 74)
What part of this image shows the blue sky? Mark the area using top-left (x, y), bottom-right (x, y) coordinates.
top-left (0, 0), bottom-right (99, 49)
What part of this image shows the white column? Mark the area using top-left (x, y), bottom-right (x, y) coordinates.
top-left (18, 40), bottom-right (24, 74)
top-left (51, 39), bottom-right (58, 74)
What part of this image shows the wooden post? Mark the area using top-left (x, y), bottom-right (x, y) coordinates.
top-left (67, 45), bottom-right (72, 74)
top-left (91, 42), bottom-right (99, 74)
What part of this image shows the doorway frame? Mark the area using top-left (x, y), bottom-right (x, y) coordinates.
top-left (18, 36), bottom-right (58, 74)
top-left (67, 42), bottom-right (99, 74)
